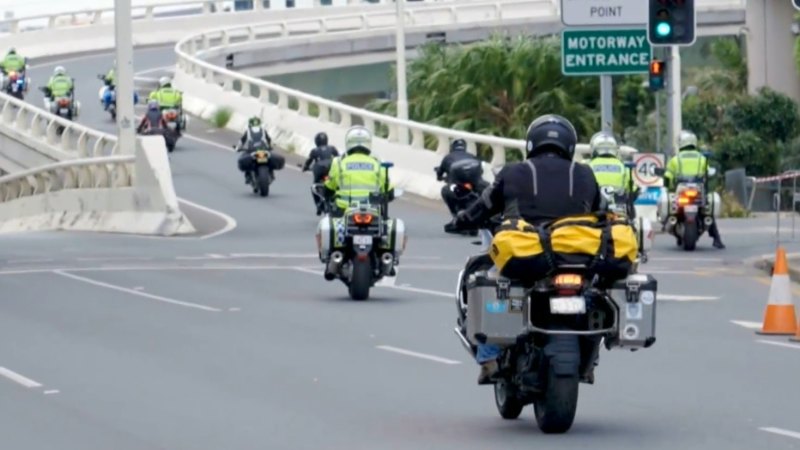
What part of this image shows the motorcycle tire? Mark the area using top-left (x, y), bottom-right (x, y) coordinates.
top-left (494, 379), bottom-right (524, 420)
top-left (533, 335), bottom-right (580, 434)
top-left (682, 222), bottom-right (698, 251)
top-left (349, 259), bottom-right (371, 301)
top-left (256, 165), bottom-right (271, 197)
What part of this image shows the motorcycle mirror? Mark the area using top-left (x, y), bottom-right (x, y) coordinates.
top-left (702, 151), bottom-right (712, 159)
top-left (708, 167), bottom-right (718, 176)
top-left (381, 161), bottom-right (394, 169)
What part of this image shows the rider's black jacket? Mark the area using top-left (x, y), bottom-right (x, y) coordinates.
top-left (457, 152), bottom-right (602, 227)
top-left (436, 151), bottom-right (480, 181)
top-left (302, 145), bottom-right (339, 171)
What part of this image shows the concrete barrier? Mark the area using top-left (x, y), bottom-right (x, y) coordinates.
top-left (0, 136), bottom-right (195, 235)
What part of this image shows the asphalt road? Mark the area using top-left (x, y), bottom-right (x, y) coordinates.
top-left (1, 46), bottom-right (799, 449)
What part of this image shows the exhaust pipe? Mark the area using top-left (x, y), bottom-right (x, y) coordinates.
top-left (380, 252), bottom-right (394, 275)
top-left (325, 251), bottom-right (344, 280)
top-left (704, 216), bottom-right (713, 226)
top-left (668, 216), bottom-right (678, 225)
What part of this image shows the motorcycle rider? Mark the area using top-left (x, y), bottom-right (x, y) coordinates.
top-left (438, 139), bottom-right (489, 226)
top-left (323, 125), bottom-right (394, 216)
top-left (1, 48), bottom-right (26, 78)
top-left (302, 132), bottom-right (340, 215)
top-left (452, 114), bottom-right (602, 384)
top-left (664, 130), bottom-right (725, 249)
top-left (236, 116), bottom-right (284, 184)
top-left (148, 77), bottom-right (183, 134)
top-left (101, 61), bottom-right (116, 110)
top-left (137, 100), bottom-right (168, 133)
top-left (587, 131), bottom-right (636, 217)
top-left (43, 66), bottom-right (74, 109)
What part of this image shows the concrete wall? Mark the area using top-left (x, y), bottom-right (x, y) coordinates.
top-left (746, 0), bottom-right (800, 103)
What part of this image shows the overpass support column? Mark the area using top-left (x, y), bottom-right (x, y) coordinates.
top-left (115, 0), bottom-right (137, 155)
top-left (746, 0), bottom-right (800, 103)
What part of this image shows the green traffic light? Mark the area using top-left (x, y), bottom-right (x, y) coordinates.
top-left (656, 22), bottom-right (672, 37)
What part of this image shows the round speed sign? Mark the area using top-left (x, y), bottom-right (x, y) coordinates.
top-left (633, 153), bottom-right (665, 187)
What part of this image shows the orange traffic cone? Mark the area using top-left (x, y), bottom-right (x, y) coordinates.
top-left (757, 247), bottom-right (798, 335)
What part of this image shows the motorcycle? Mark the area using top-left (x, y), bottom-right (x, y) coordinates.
top-left (316, 161), bottom-right (406, 301)
top-left (141, 121), bottom-right (177, 153)
top-left (235, 144), bottom-right (274, 197)
top-left (453, 220), bottom-right (657, 433)
top-left (161, 108), bottom-right (183, 149)
top-left (97, 75), bottom-right (140, 121)
top-left (40, 87), bottom-right (79, 135)
top-left (4, 70), bottom-right (26, 100)
top-left (654, 163), bottom-right (720, 251)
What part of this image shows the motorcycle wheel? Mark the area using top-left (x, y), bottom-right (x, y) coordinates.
top-left (533, 335), bottom-right (580, 434)
top-left (682, 222), bottom-right (698, 251)
top-left (494, 379), bottom-right (523, 420)
top-left (256, 165), bottom-right (271, 197)
top-left (349, 259), bottom-right (371, 301)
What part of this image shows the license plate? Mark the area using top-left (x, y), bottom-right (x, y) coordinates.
top-left (352, 235), bottom-right (372, 245)
top-left (684, 205), bottom-right (698, 213)
top-left (256, 156), bottom-right (268, 163)
top-left (549, 296), bottom-right (586, 314)
top-left (167, 122), bottom-right (177, 129)
top-left (59, 108), bottom-right (68, 114)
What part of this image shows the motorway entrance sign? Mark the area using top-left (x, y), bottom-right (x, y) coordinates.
top-left (561, 28), bottom-right (652, 76)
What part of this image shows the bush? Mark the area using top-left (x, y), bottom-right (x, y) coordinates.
top-left (212, 107), bottom-right (233, 128)
top-left (720, 190), bottom-right (750, 218)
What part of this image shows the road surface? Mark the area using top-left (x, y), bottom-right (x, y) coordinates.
top-left (0, 46), bottom-right (799, 449)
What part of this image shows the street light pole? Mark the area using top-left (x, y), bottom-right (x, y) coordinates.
top-left (395, 0), bottom-right (409, 144)
top-left (114, 0), bottom-right (136, 155)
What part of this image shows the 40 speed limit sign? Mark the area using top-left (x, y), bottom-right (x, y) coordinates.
top-left (633, 153), bottom-right (665, 187)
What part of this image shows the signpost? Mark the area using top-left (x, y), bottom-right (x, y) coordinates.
top-left (633, 153), bottom-right (665, 188)
top-left (560, 0), bottom-right (647, 26)
top-left (561, 29), bottom-right (652, 76)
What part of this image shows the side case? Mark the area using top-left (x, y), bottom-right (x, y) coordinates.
top-left (465, 272), bottom-right (529, 346)
top-left (607, 273), bottom-right (657, 350)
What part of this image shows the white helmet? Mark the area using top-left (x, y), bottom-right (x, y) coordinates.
top-left (53, 66), bottom-right (66, 76)
top-left (344, 125), bottom-right (372, 153)
top-left (678, 130), bottom-right (698, 151)
top-left (589, 131), bottom-right (619, 158)
top-left (159, 76), bottom-right (172, 88)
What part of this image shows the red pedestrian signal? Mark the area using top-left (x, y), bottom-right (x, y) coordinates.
top-left (649, 59), bottom-right (666, 91)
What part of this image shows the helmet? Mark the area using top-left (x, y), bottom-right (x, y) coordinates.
top-left (159, 76), bottom-right (172, 88)
top-left (248, 116), bottom-right (261, 127)
top-left (315, 132), bottom-right (328, 147)
top-left (344, 126), bottom-right (372, 154)
top-left (450, 138), bottom-right (467, 152)
top-left (589, 131), bottom-right (619, 158)
top-left (54, 66), bottom-right (66, 76)
top-left (525, 114), bottom-right (578, 160)
top-left (147, 99), bottom-right (159, 110)
top-left (678, 130), bottom-right (698, 151)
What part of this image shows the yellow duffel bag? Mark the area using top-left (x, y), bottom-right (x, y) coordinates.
top-left (489, 213), bottom-right (638, 283)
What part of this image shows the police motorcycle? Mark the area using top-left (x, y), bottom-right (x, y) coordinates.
top-left (4, 70), bottom-right (27, 99)
top-left (654, 159), bottom-right (721, 251)
top-left (316, 162), bottom-right (406, 301)
top-left (97, 74), bottom-right (140, 121)
top-left (599, 161), bottom-right (653, 263)
top-left (451, 211), bottom-right (656, 434)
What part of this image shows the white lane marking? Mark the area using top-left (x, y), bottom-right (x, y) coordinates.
top-left (646, 270), bottom-right (713, 275)
top-left (0, 265), bottom-right (310, 276)
top-left (757, 340), bottom-right (800, 350)
top-left (659, 295), bottom-right (719, 302)
top-left (647, 257), bottom-right (722, 262)
top-left (0, 367), bottom-right (43, 388)
top-left (228, 307), bottom-right (241, 312)
top-left (375, 273), bottom-right (398, 287)
top-left (760, 427), bottom-right (800, 440)
top-left (76, 256), bottom-right (154, 262)
top-left (43, 390), bottom-right (60, 395)
top-left (730, 320), bottom-right (762, 330)
top-left (7, 258), bottom-right (55, 264)
top-left (229, 253), bottom-right (319, 258)
top-left (177, 197), bottom-right (238, 240)
top-left (52, 270), bottom-right (222, 312)
top-left (135, 65), bottom-right (174, 76)
top-left (376, 345), bottom-right (462, 365)
top-left (175, 253), bottom-right (229, 260)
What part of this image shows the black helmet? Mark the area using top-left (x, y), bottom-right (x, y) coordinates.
top-left (525, 114), bottom-right (578, 161)
top-left (315, 132), bottom-right (328, 147)
top-left (450, 138), bottom-right (467, 152)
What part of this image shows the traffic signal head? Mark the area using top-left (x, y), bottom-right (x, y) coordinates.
top-left (649, 59), bottom-right (666, 91)
top-left (648, 0), bottom-right (696, 46)
top-left (795, 0), bottom-right (800, 11)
